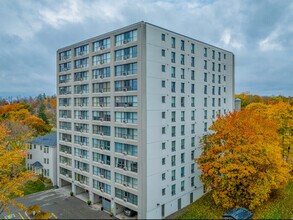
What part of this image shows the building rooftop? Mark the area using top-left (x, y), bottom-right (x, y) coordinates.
top-left (58, 21), bottom-right (233, 54)
top-left (29, 132), bottom-right (57, 147)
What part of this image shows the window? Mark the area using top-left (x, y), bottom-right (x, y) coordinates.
top-left (171, 52), bottom-right (176, 63)
top-left (181, 68), bottom-right (185, 79)
top-left (171, 96), bottom-right (176, 107)
top-left (212, 110), bottom-right (216, 119)
top-left (191, 97), bottom-right (195, 107)
top-left (181, 153), bottom-right (185, 163)
top-left (212, 86), bottom-right (215, 95)
top-left (218, 75), bottom-right (221, 84)
top-left (212, 74), bottom-right (215, 83)
top-left (204, 72), bottom-right (207, 82)
top-left (204, 98), bottom-right (207, 107)
top-left (218, 64), bottom-right (221, 72)
top-left (115, 29), bottom-right (137, 46)
top-left (171, 155), bottom-right (176, 166)
top-left (191, 43), bottom-right (195, 53)
top-left (204, 60), bottom-right (207, 69)
top-left (224, 65), bottom-right (226, 70)
top-left (162, 158), bottom-right (166, 165)
top-left (191, 57), bottom-right (195, 67)
top-left (204, 47), bottom-right (207, 57)
top-left (75, 44), bottom-right (89, 56)
top-left (218, 87), bottom-right (221, 95)
top-left (171, 37), bottom-right (176, 48)
top-left (171, 170), bottom-right (176, 181)
top-left (162, 65), bottom-right (166, 72)
top-left (114, 143), bottom-right (137, 156)
top-left (162, 80), bottom-right (166, 88)
top-left (162, 33), bottom-right (165, 41)
top-left (162, 173), bottom-right (166, 180)
top-left (212, 50), bottom-right (215, 59)
top-left (181, 139), bottom-right (185, 149)
top-left (93, 53), bottom-right (111, 65)
top-left (181, 111), bottom-right (185, 121)
top-left (171, 82), bottom-right (176, 92)
top-left (162, 112), bottom-right (166, 119)
top-left (181, 40), bottom-right (185, 51)
top-left (218, 52), bottom-right (221, 61)
top-left (181, 167), bottom-right (185, 177)
top-left (181, 97), bottom-right (185, 107)
top-left (180, 54), bottom-right (185, 65)
top-left (212, 98), bottom-right (215, 107)
top-left (114, 63), bottom-right (137, 76)
top-left (191, 84), bottom-right (195, 94)
top-left (212, 62), bottom-right (215, 71)
top-left (171, 184), bottom-right (176, 196)
top-left (181, 83), bottom-right (185, 93)
top-left (171, 67), bottom-right (176, 78)
top-left (171, 141), bottom-right (176, 152)
top-left (115, 46), bottom-right (137, 61)
top-left (191, 163), bottom-right (195, 173)
top-left (218, 98), bottom-right (221, 107)
top-left (162, 204), bottom-right (165, 218)
top-left (224, 76), bottom-right (226, 82)
top-left (172, 126), bottom-right (176, 137)
top-left (204, 122), bottom-right (208, 132)
top-left (191, 177), bottom-right (195, 187)
top-left (162, 142), bottom-right (166, 150)
top-left (162, 127), bottom-right (166, 134)
top-left (171, 111), bottom-right (176, 122)
top-left (162, 49), bottom-right (166, 57)
top-left (204, 85), bottom-right (207, 94)
top-left (191, 70), bottom-right (195, 80)
top-left (204, 110), bottom-right (208, 119)
top-left (93, 38), bottom-right (110, 52)
top-left (224, 53), bottom-right (226, 59)
top-left (191, 150), bottom-right (195, 160)
top-left (181, 125), bottom-right (185, 136)
top-left (181, 181), bottom-right (185, 192)
top-left (162, 188), bottom-right (166, 196)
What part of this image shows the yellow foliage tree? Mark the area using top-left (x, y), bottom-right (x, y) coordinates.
top-left (196, 110), bottom-right (291, 210)
top-left (0, 125), bottom-right (34, 214)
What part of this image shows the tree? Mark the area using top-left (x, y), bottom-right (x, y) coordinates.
top-left (0, 125), bottom-right (34, 214)
top-left (37, 103), bottom-right (49, 124)
top-left (196, 110), bottom-right (291, 210)
top-left (23, 116), bottom-right (51, 136)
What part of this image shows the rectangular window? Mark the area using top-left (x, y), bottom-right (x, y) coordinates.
top-left (181, 54), bottom-right (185, 65)
top-left (171, 96), bottom-right (176, 107)
top-left (115, 46), bottom-right (137, 61)
top-left (171, 82), bottom-right (176, 93)
top-left (191, 43), bottom-right (195, 53)
top-left (181, 40), bottom-right (185, 51)
top-left (162, 80), bottom-right (166, 88)
top-left (204, 47), bottom-right (207, 57)
top-left (115, 29), bottom-right (137, 46)
top-left (171, 52), bottom-right (176, 63)
top-left (171, 67), bottom-right (176, 78)
top-left (74, 44), bottom-right (89, 56)
top-left (191, 57), bottom-right (195, 67)
top-left (212, 50), bottom-right (215, 59)
top-left (93, 53), bottom-right (111, 65)
top-left (171, 184), bottom-right (176, 196)
top-left (191, 70), bottom-right (195, 80)
top-left (204, 60), bottom-right (207, 70)
top-left (162, 33), bottom-right (165, 41)
top-left (162, 65), bottom-right (166, 72)
top-left (171, 37), bottom-right (176, 48)
top-left (93, 38), bottom-right (110, 52)
top-left (114, 63), bottom-right (137, 76)
top-left (162, 49), bottom-right (166, 57)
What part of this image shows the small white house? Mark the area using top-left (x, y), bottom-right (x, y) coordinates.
top-left (26, 132), bottom-right (57, 185)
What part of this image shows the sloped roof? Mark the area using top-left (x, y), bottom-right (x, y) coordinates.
top-left (32, 161), bottom-right (43, 168)
top-left (29, 132), bottom-right (57, 147)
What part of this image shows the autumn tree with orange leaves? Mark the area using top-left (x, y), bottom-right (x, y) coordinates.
top-left (0, 125), bottom-right (34, 214)
top-left (196, 109), bottom-right (291, 210)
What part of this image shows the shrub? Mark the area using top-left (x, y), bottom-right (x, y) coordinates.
top-left (38, 174), bottom-right (45, 181)
top-left (44, 178), bottom-right (52, 184)
top-left (27, 204), bottom-right (41, 215)
top-left (87, 200), bottom-right (91, 205)
top-left (34, 212), bottom-right (51, 219)
top-left (70, 192), bottom-right (74, 196)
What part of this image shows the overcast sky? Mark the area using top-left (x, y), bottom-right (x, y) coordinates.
top-left (0, 0), bottom-right (292, 98)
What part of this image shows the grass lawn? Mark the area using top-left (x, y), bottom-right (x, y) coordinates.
top-left (22, 180), bottom-right (54, 196)
top-left (178, 180), bottom-right (293, 219)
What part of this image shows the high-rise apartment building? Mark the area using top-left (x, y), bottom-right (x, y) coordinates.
top-left (56, 21), bottom-right (234, 219)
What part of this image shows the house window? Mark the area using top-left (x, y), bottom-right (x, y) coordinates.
top-left (162, 142), bottom-right (166, 150)
top-left (162, 158), bottom-right (166, 165)
top-left (162, 112), bottom-right (165, 119)
top-left (162, 96), bottom-right (165, 103)
top-left (171, 184), bottom-right (176, 196)
top-left (162, 65), bottom-right (166, 72)
top-left (162, 188), bottom-right (166, 196)
top-left (181, 40), bottom-right (185, 51)
top-left (162, 173), bottom-right (166, 180)
top-left (171, 67), bottom-right (176, 78)
top-left (171, 52), bottom-right (176, 63)
top-left (162, 34), bottom-right (165, 41)
top-left (162, 80), bottom-right (166, 88)
top-left (162, 127), bottom-right (166, 134)
top-left (191, 43), bottom-right (195, 53)
top-left (162, 49), bottom-right (166, 57)
top-left (204, 47), bottom-right (207, 57)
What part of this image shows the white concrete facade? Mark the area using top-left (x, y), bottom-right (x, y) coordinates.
top-left (56, 22), bottom-right (234, 219)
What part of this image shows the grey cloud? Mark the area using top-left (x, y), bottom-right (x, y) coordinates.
top-left (0, 0), bottom-right (292, 98)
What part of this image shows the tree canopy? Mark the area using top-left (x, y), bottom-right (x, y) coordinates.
top-left (196, 109), bottom-right (292, 210)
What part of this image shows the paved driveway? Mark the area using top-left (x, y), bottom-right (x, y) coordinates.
top-left (2, 188), bottom-right (116, 219)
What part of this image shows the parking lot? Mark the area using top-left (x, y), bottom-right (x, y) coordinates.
top-left (1, 188), bottom-right (116, 219)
